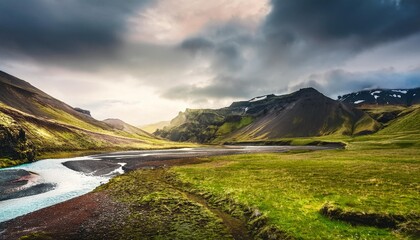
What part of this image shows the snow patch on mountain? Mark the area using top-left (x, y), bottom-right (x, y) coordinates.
top-left (392, 90), bottom-right (407, 94)
top-left (249, 96), bottom-right (267, 102)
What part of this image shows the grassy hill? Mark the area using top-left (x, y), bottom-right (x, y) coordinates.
top-left (376, 105), bottom-right (420, 135)
top-left (0, 71), bottom-right (190, 167)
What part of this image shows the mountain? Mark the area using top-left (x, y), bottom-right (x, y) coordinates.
top-left (339, 88), bottom-right (420, 106)
top-left (0, 71), bottom-right (166, 167)
top-left (103, 118), bottom-right (156, 139)
top-left (155, 88), bottom-right (380, 143)
top-left (140, 121), bottom-right (170, 134)
top-left (0, 71), bottom-right (111, 129)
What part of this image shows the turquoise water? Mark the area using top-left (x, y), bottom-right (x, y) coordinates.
top-left (0, 156), bottom-right (111, 223)
top-left (0, 146), bottom-right (328, 223)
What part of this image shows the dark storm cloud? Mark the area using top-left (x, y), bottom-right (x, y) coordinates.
top-left (180, 37), bottom-right (215, 55)
top-left (166, 21), bottom-right (266, 100)
top-left (0, 0), bottom-right (150, 57)
top-left (2, 0), bottom-right (419, 106)
top-left (264, 0), bottom-right (420, 48)
top-left (256, 0), bottom-right (420, 73)
top-left (167, 0), bottom-right (420, 101)
top-left (162, 75), bottom-right (255, 100)
top-left (179, 21), bottom-right (255, 60)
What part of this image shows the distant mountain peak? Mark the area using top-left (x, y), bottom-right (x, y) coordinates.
top-left (339, 87), bottom-right (419, 106)
top-left (296, 87), bottom-right (319, 93)
top-left (74, 107), bottom-right (91, 116)
top-left (293, 87), bottom-right (324, 98)
top-left (103, 118), bottom-right (127, 130)
top-left (103, 118), bottom-right (155, 138)
top-left (230, 88), bottom-right (323, 107)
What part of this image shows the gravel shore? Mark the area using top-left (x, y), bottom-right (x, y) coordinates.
top-left (0, 169), bottom-right (55, 201)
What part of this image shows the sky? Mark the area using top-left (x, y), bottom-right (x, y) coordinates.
top-left (1, 0), bottom-right (420, 125)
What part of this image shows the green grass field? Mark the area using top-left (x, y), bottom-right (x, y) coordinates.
top-left (172, 135), bottom-right (420, 239)
top-left (100, 106), bottom-right (420, 239)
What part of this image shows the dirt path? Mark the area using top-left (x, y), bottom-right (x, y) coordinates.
top-left (184, 191), bottom-right (252, 240)
top-left (0, 192), bottom-right (128, 240)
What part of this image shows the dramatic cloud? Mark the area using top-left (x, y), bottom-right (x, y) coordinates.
top-left (0, 0), bottom-right (151, 58)
top-left (162, 76), bottom-right (256, 101)
top-left (1, 0), bottom-right (419, 124)
top-left (265, 0), bottom-right (420, 47)
top-left (165, 0), bottom-right (420, 101)
top-left (257, 0), bottom-right (420, 70)
top-left (126, 0), bottom-right (270, 43)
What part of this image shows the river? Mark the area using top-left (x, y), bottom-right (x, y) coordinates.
top-left (0, 145), bottom-right (334, 223)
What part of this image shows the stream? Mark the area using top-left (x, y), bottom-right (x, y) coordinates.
top-left (0, 145), bottom-right (335, 223)
top-left (0, 156), bottom-right (111, 223)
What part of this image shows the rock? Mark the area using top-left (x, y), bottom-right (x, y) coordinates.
top-left (0, 125), bottom-right (36, 162)
top-left (62, 160), bottom-right (122, 176)
top-left (74, 107), bottom-right (91, 116)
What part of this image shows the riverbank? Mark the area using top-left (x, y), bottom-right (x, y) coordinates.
top-left (0, 142), bottom-right (200, 169)
top-left (2, 144), bottom-right (417, 239)
top-left (0, 169), bottom-right (55, 201)
top-left (0, 166), bottom-right (249, 240)
top-left (1, 146), bottom-right (322, 219)
top-left (0, 146), bottom-right (333, 239)
top-left (0, 191), bottom-right (123, 240)
top-left (0, 139), bottom-right (341, 169)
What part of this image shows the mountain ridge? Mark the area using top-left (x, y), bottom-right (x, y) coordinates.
top-left (339, 87), bottom-right (420, 106)
top-left (0, 71), bottom-right (171, 167)
top-left (155, 88), bottom-right (380, 143)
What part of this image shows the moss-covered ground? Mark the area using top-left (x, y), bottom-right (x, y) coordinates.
top-left (171, 132), bottom-right (420, 239)
top-left (78, 125), bottom-right (419, 239)
top-left (96, 169), bottom-right (238, 240)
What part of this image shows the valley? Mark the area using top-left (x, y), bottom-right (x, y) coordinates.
top-left (0, 71), bottom-right (194, 168)
top-left (0, 71), bottom-right (418, 239)
top-left (2, 1), bottom-right (420, 239)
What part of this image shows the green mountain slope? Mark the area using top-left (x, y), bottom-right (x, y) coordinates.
top-left (155, 88), bottom-right (380, 143)
top-left (0, 71), bottom-right (177, 167)
top-left (0, 71), bottom-right (118, 133)
top-left (377, 105), bottom-right (420, 134)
